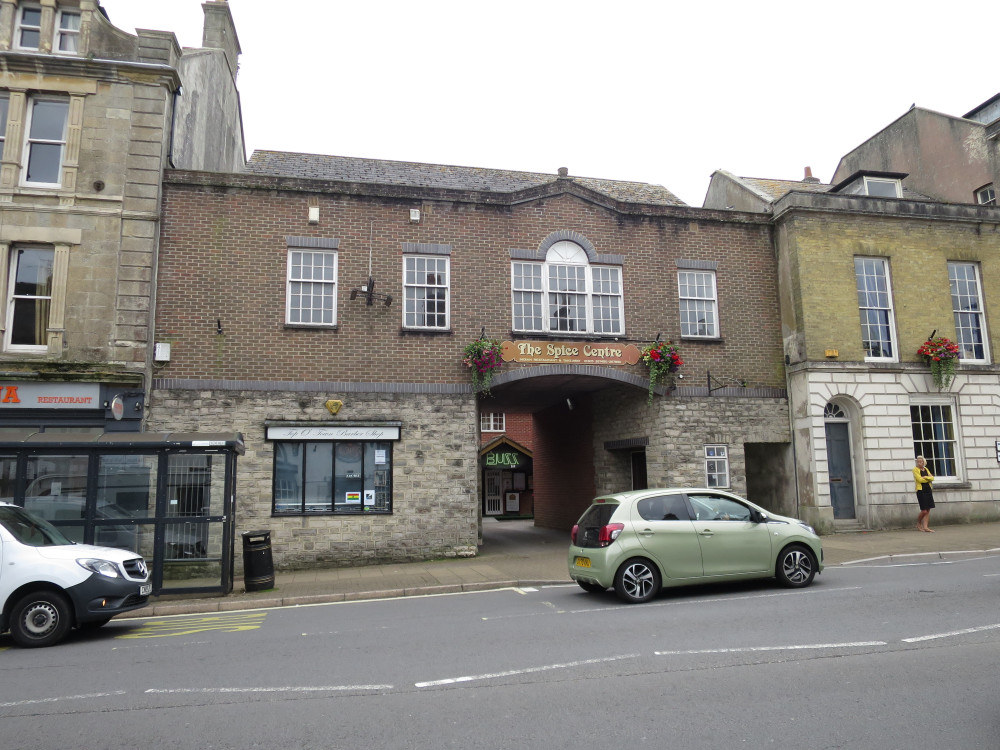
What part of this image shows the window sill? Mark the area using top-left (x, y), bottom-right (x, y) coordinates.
top-left (509, 331), bottom-right (625, 340)
top-left (284, 323), bottom-right (337, 331)
top-left (932, 482), bottom-right (971, 491)
top-left (400, 328), bottom-right (452, 336)
top-left (680, 336), bottom-right (723, 344)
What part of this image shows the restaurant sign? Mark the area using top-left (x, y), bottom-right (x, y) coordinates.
top-left (501, 340), bottom-right (641, 366)
top-left (267, 425), bottom-right (400, 441)
top-left (0, 382), bottom-right (101, 409)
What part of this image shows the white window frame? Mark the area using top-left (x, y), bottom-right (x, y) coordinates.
top-left (55, 9), bottom-right (81, 55)
top-left (854, 257), bottom-right (897, 361)
top-left (4, 245), bottom-right (54, 353)
top-left (0, 93), bottom-right (8, 155)
top-left (21, 96), bottom-right (69, 187)
top-left (863, 176), bottom-right (902, 198)
top-left (480, 412), bottom-right (505, 432)
top-left (510, 242), bottom-right (623, 335)
top-left (976, 185), bottom-right (996, 206)
top-left (285, 248), bottom-right (337, 327)
top-left (403, 255), bottom-right (450, 330)
top-left (15, 4), bottom-right (42, 50)
top-left (705, 445), bottom-right (729, 488)
top-left (678, 270), bottom-right (719, 339)
top-left (910, 399), bottom-right (960, 480)
top-left (948, 261), bottom-right (988, 363)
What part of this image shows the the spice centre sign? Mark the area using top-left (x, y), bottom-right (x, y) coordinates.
top-left (500, 340), bottom-right (641, 366)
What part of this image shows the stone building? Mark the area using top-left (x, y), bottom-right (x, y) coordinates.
top-left (0, 0), bottom-right (243, 436)
top-left (705, 156), bottom-right (1000, 531)
top-left (150, 156), bottom-right (795, 569)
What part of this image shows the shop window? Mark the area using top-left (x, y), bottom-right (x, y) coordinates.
top-left (855, 257), bottom-right (896, 360)
top-left (4, 245), bottom-right (54, 352)
top-left (910, 402), bottom-right (957, 479)
top-left (403, 255), bottom-right (449, 329)
top-left (273, 440), bottom-right (392, 515)
top-left (678, 270), bottom-right (718, 338)
top-left (481, 412), bottom-right (505, 432)
top-left (22, 96), bottom-right (69, 186)
top-left (286, 247), bottom-right (337, 326)
top-left (511, 241), bottom-right (622, 335)
top-left (705, 445), bottom-right (729, 488)
top-left (948, 261), bottom-right (988, 362)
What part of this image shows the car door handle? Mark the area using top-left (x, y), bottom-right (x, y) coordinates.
top-left (639, 528), bottom-right (654, 537)
top-left (699, 529), bottom-right (714, 537)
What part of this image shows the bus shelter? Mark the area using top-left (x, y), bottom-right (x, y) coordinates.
top-left (0, 431), bottom-right (244, 595)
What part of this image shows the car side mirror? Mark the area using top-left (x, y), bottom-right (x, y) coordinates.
top-left (751, 510), bottom-right (767, 524)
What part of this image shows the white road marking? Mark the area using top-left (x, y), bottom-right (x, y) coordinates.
top-left (902, 623), bottom-right (1000, 643)
top-left (415, 653), bottom-right (640, 688)
top-left (654, 641), bottom-right (885, 656)
top-left (480, 586), bottom-right (862, 621)
top-left (145, 685), bottom-right (392, 694)
top-left (0, 691), bottom-right (126, 708)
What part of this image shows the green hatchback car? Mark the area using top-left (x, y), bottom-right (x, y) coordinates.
top-left (568, 488), bottom-right (823, 603)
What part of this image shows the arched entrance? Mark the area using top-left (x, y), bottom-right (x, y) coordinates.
top-left (480, 365), bottom-right (652, 531)
top-left (824, 401), bottom-right (857, 520)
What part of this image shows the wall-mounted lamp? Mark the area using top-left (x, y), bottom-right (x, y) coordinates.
top-left (216, 319), bottom-right (224, 335)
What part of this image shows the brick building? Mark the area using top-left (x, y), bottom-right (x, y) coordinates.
top-left (150, 157), bottom-right (794, 569)
top-left (706, 152), bottom-right (1000, 531)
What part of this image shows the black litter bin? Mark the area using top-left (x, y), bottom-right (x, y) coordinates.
top-left (242, 530), bottom-right (274, 592)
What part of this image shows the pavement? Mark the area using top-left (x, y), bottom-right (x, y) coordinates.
top-left (126, 518), bottom-right (1000, 619)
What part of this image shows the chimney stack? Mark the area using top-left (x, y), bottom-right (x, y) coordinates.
top-left (802, 166), bottom-right (820, 184)
top-left (202, 1), bottom-right (241, 81)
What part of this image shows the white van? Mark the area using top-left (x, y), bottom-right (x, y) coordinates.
top-left (0, 502), bottom-right (151, 647)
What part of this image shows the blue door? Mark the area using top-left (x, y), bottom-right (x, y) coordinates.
top-left (825, 422), bottom-right (856, 519)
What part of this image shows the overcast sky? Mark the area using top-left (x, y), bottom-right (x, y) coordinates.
top-left (98, 0), bottom-right (997, 206)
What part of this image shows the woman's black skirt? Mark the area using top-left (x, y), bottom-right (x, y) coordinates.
top-left (916, 487), bottom-right (935, 511)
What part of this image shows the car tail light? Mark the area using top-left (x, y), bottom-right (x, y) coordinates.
top-left (598, 523), bottom-right (624, 547)
top-left (571, 524), bottom-right (579, 545)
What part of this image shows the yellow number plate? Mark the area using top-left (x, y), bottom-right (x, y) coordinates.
top-left (574, 556), bottom-right (591, 568)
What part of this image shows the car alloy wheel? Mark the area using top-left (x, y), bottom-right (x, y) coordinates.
top-left (614, 558), bottom-right (661, 603)
top-left (777, 545), bottom-right (816, 588)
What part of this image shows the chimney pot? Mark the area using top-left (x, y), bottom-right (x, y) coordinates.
top-left (557, 167), bottom-right (569, 178)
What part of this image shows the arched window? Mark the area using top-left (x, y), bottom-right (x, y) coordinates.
top-left (824, 402), bottom-right (847, 420)
top-left (511, 241), bottom-right (623, 334)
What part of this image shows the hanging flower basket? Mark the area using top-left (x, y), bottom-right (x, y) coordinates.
top-left (917, 336), bottom-right (960, 389)
top-left (463, 339), bottom-right (503, 395)
top-left (641, 341), bottom-right (683, 404)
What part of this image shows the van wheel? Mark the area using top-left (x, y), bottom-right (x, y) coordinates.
top-left (614, 558), bottom-right (661, 603)
top-left (9, 591), bottom-right (73, 648)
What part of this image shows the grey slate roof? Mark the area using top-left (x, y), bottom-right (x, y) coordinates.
top-left (738, 174), bottom-right (932, 203)
top-left (245, 151), bottom-right (686, 206)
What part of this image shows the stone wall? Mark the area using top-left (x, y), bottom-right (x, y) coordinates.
top-left (149, 385), bottom-right (479, 570)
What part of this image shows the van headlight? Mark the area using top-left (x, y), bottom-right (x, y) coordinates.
top-left (77, 558), bottom-right (121, 579)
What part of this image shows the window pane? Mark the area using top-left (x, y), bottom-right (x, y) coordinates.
top-left (26, 143), bottom-right (62, 184)
top-left (274, 443), bottom-right (303, 513)
top-left (0, 96), bottom-right (8, 141)
top-left (304, 443), bottom-right (333, 512)
top-left (404, 256), bottom-right (448, 328)
top-left (334, 442), bottom-right (363, 512)
top-left (855, 258), bottom-right (894, 358)
top-left (29, 100), bottom-right (69, 141)
top-left (910, 404), bottom-right (957, 477)
top-left (949, 262), bottom-right (985, 360)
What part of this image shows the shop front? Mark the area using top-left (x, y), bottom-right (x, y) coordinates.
top-left (480, 436), bottom-right (533, 518)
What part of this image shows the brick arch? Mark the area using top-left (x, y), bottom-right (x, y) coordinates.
top-left (491, 364), bottom-right (653, 393)
top-left (537, 230), bottom-right (598, 262)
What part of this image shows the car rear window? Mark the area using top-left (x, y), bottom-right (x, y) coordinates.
top-left (575, 503), bottom-right (618, 548)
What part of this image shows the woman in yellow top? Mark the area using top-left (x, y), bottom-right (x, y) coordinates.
top-left (912, 456), bottom-right (935, 532)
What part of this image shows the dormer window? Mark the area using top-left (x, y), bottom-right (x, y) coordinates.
top-left (976, 185), bottom-right (996, 206)
top-left (863, 177), bottom-right (902, 198)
